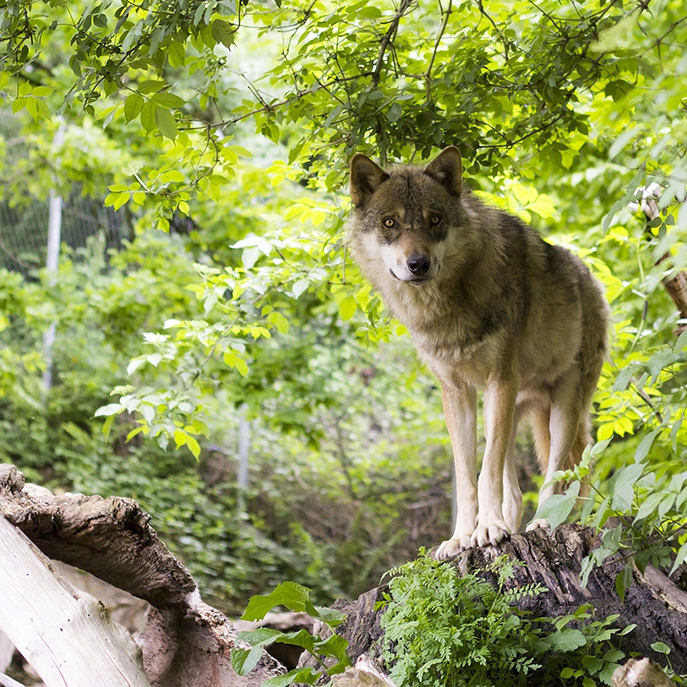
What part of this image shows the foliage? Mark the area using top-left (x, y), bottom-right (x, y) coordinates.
top-left (232, 581), bottom-right (350, 687)
top-left (0, 226), bottom-right (453, 611)
top-left (3, 0), bottom-right (687, 648)
top-left (2, 0), bottom-right (687, 459)
top-left (531, 441), bottom-right (687, 604)
top-left (379, 552), bottom-right (637, 687)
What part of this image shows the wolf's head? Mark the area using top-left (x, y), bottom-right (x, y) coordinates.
top-left (349, 146), bottom-right (466, 287)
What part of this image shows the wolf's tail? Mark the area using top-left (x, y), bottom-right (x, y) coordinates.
top-left (530, 406), bottom-right (591, 488)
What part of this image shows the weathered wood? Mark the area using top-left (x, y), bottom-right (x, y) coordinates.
top-left (141, 603), bottom-right (284, 687)
top-left (0, 515), bottom-right (151, 687)
top-left (332, 656), bottom-right (396, 687)
top-left (309, 525), bottom-right (687, 675)
top-left (0, 464), bottom-right (286, 687)
top-left (0, 465), bottom-right (196, 609)
top-left (612, 658), bottom-right (676, 687)
top-left (0, 631), bottom-right (13, 674)
top-left (0, 673), bottom-right (26, 687)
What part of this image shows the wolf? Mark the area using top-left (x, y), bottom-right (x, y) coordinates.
top-left (348, 146), bottom-right (608, 558)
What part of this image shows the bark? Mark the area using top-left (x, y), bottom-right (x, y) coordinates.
top-left (0, 464), bottom-right (285, 687)
top-left (0, 632), bottom-right (12, 674)
top-left (305, 525), bottom-right (687, 675)
top-left (637, 183), bottom-right (687, 325)
top-left (0, 464), bottom-right (195, 608)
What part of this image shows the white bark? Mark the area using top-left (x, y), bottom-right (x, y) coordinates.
top-left (0, 515), bottom-right (151, 687)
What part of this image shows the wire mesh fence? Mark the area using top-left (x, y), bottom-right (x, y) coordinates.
top-left (0, 190), bottom-right (132, 278)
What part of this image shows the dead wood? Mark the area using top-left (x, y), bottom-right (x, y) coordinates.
top-left (0, 464), bottom-right (285, 687)
top-left (612, 658), bottom-right (676, 687)
top-left (305, 525), bottom-right (687, 675)
top-left (0, 464), bottom-right (195, 609)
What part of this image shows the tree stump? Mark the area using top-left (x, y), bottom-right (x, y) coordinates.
top-left (306, 525), bottom-right (687, 675)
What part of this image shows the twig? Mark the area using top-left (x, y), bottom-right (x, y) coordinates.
top-left (426, 0), bottom-right (453, 102)
top-left (371, 0), bottom-right (415, 87)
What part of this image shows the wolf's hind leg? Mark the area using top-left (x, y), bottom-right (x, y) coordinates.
top-left (527, 375), bottom-right (582, 531)
top-left (502, 423), bottom-right (522, 533)
top-left (435, 383), bottom-right (478, 560)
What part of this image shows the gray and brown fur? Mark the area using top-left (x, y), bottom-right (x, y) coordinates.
top-left (348, 147), bottom-right (608, 557)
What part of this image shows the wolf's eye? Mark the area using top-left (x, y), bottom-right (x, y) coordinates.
top-left (383, 217), bottom-right (396, 228)
top-left (430, 214), bottom-right (442, 225)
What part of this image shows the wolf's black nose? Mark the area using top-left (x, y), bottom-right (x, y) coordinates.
top-left (407, 253), bottom-right (431, 276)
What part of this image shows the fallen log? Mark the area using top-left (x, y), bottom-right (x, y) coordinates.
top-left (304, 525), bottom-right (687, 675)
top-left (0, 464), bottom-right (285, 687)
top-left (0, 514), bottom-right (151, 687)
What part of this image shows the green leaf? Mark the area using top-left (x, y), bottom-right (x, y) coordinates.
top-left (339, 296), bottom-right (357, 321)
top-left (173, 428), bottom-right (188, 448)
top-left (231, 646), bottom-right (263, 675)
top-left (669, 541), bottom-right (687, 576)
top-left (186, 434), bottom-right (201, 459)
top-left (315, 633), bottom-right (350, 664)
top-left (152, 92), bottom-right (186, 108)
top-left (634, 492), bottom-right (664, 521)
top-left (292, 278), bottom-right (310, 299)
top-left (650, 641), bottom-right (671, 655)
top-left (532, 481), bottom-right (580, 530)
top-left (612, 365), bottom-right (635, 392)
top-left (634, 428), bottom-right (660, 464)
top-left (615, 564), bottom-right (632, 602)
top-left (212, 19), bottom-right (236, 49)
top-left (261, 668), bottom-right (319, 687)
top-left (267, 311), bottom-right (290, 335)
top-left (241, 581), bottom-right (318, 621)
top-left (546, 628), bottom-right (587, 652)
top-left (156, 107), bottom-right (178, 140)
top-left (167, 41), bottom-right (186, 68)
top-left (313, 605), bottom-right (346, 627)
top-left (140, 100), bottom-right (156, 132)
top-left (610, 463), bottom-right (644, 512)
top-left (139, 79), bottom-right (166, 94)
top-left (94, 403), bottom-right (124, 417)
top-left (124, 93), bottom-right (144, 123)
top-left (101, 414), bottom-right (115, 438)
top-left (237, 627), bottom-right (283, 649)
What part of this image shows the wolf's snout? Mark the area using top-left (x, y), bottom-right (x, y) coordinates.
top-left (407, 253), bottom-right (431, 276)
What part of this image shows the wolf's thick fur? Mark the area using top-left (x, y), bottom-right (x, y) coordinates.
top-left (348, 147), bottom-right (608, 558)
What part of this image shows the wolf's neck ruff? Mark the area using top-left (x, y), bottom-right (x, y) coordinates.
top-left (347, 146), bottom-right (609, 556)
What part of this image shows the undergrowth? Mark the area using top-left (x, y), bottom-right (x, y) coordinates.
top-left (378, 551), bottom-right (636, 687)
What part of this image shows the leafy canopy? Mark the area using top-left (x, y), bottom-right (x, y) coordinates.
top-left (2, 1), bottom-right (687, 546)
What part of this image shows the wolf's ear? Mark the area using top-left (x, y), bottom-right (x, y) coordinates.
top-left (350, 154), bottom-right (389, 207)
top-left (424, 146), bottom-right (463, 196)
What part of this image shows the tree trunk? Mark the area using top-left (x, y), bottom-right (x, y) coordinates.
top-left (306, 525), bottom-right (687, 674)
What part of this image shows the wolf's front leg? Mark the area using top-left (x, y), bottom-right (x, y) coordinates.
top-left (472, 379), bottom-right (518, 547)
top-left (435, 383), bottom-right (478, 560)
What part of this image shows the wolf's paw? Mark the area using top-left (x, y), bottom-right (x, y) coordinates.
top-left (525, 518), bottom-right (550, 532)
top-left (470, 521), bottom-right (509, 547)
top-left (434, 533), bottom-right (473, 560)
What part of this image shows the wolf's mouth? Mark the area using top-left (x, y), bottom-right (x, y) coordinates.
top-left (389, 269), bottom-right (432, 286)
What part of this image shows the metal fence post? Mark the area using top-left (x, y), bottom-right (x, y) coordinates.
top-left (42, 123), bottom-right (64, 392)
